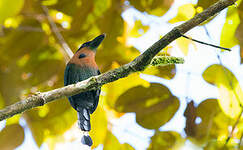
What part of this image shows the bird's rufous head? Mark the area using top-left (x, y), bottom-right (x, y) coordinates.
top-left (69, 34), bottom-right (105, 68)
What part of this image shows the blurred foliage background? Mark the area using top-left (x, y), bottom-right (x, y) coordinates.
top-left (0, 0), bottom-right (243, 149)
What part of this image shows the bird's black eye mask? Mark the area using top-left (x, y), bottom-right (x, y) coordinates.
top-left (79, 53), bottom-right (86, 58)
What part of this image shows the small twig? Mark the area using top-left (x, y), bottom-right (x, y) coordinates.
top-left (41, 5), bottom-right (74, 61)
top-left (181, 34), bottom-right (231, 51)
top-left (225, 108), bottom-right (243, 145)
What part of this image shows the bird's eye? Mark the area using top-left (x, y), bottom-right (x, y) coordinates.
top-left (79, 53), bottom-right (86, 58)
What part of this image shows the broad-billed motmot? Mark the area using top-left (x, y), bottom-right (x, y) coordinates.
top-left (64, 34), bottom-right (105, 146)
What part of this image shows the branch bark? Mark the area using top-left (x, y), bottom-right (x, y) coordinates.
top-left (0, 0), bottom-right (237, 121)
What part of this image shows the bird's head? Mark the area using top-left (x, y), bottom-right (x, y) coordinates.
top-left (69, 34), bottom-right (105, 67)
top-left (78, 34), bottom-right (105, 51)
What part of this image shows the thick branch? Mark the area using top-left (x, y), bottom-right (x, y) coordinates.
top-left (0, 0), bottom-right (236, 121)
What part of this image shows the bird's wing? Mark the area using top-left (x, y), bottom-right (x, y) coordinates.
top-left (64, 64), bottom-right (81, 110)
top-left (90, 70), bottom-right (101, 113)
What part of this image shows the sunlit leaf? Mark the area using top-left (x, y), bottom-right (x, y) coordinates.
top-left (25, 99), bottom-right (76, 147)
top-left (202, 64), bottom-right (243, 118)
top-left (0, 0), bottom-right (24, 23)
top-left (0, 124), bottom-right (25, 150)
top-left (204, 140), bottom-right (237, 150)
top-left (169, 4), bottom-right (196, 24)
top-left (128, 20), bottom-right (149, 38)
top-left (220, 6), bottom-right (240, 49)
top-left (103, 131), bottom-right (135, 150)
top-left (142, 65), bottom-right (176, 80)
top-left (90, 105), bottom-right (108, 148)
top-left (148, 131), bottom-right (185, 150)
top-left (128, 0), bottom-right (174, 16)
top-left (103, 72), bottom-right (150, 108)
top-left (115, 83), bottom-right (179, 129)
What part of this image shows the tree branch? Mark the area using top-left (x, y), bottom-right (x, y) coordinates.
top-left (41, 5), bottom-right (74, 62)
top-left (0, 0), bottom-right (236, 121)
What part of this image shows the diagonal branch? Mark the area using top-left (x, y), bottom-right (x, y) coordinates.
top-left (41, 5), bottom-right (74, 62)
top-left (0, 0), bottom-right (237, 121)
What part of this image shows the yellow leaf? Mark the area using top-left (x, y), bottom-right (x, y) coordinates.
top-left (90, 105), bottom-right (108, 148)
top-left (202, 64), bottom-right (243, 118)
top-left (176, 37), bottom-right (195, 55)
top-left (169, 4), bottom-right (196, 24)
top-left (143, 65), bottom-right (176, 80)
top-left (0, 0), bottom-right (24, 23)
top-left (148, 131), bottom-right (185, 150)
top-left (25, 99), bottom-right (77, 147)
top-left (115, 83), bottom-right (179, 129)
top-left (220, 6), bottom-right (240, 48)
top-left (128, 20), bottom-right (149, 38)
top-left (103, 131), bottom-right (135, 150)
top-left (102, 73), bottom-right (150, 108)
top-left (0, 124), bottom-right (25, 150)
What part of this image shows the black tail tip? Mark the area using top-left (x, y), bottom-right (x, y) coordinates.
top-left (81, 135), bottom-right (93, 147)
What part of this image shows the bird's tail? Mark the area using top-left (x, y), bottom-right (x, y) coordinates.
top-left (77, 108), bottom-right (93, 146)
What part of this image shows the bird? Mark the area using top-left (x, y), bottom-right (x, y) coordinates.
top-left (64, 34), bottom-right (105, 146)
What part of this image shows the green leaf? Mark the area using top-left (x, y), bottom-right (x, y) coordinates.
top-left (115, 83), bottom-right (179, 129)
top-left (202, 64), bottom-right (243, 118)
top-left (0, 124), bottom-right (25, 150)
top-left (0, 0), bottom-right (24, 23)
top-left (147, 131), bottom-right (185, 150)
top-left (103, 131), bottom-right (135, 150)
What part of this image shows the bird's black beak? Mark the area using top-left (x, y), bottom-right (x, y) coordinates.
top-left (89, 34), bottom-right (105, 50)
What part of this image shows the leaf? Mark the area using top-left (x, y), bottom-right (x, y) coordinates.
top-left (202, 64), bottom-right (243, 118)
top-left (184, 101), bottom-right (197, 137)
top-left (176, 37), bottom-right (197, 56)
top-left (128, 20), bottom-right (149, 38)
top-left (169, 4), bottom-right (196, 24)
top-left (185, 99), bottom-right (234, 145)
top-left (115, 83), bottom-right (179, 129)
top-left (103, 131), bottom-right (135, 150)
top-left (235, 21), bottom-right (243, 63)
top-left (220, 6), bottom-right (240, 49)
top-left (147, 131), bottom-right (185, 150)
top-left (0, 0), bottom-right (24, 23)
top-left (128, 0), bottom-right (174, 16)
top-left (103, 72), bottom-right (150, 109)
top-left (196, 0), bottom-right (218, 10)
top-left (0, 124), bottom-right (25, 150)
top-left (143, 64), bottom-right (176, 80)
top-left (25, 99), bottom-right (76, 147)
top-left (90, 105), bottom-right (108, 148)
